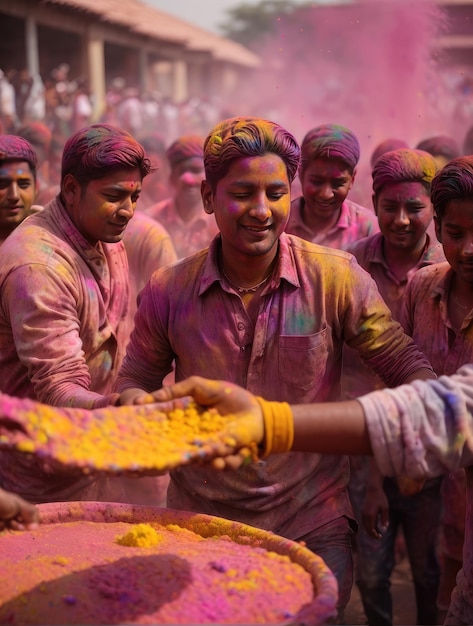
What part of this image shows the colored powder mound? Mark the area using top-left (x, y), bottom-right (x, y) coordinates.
top-left (0, 519), bottom-right (320, 625)
top-left (116, 523), bottom-right (162, 547)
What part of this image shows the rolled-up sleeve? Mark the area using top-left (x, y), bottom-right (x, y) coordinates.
top-left (358, 365), bottom-right (473, 479)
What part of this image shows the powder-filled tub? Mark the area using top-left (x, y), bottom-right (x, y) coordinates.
top-left (0, 501), bottom-right (338, 625)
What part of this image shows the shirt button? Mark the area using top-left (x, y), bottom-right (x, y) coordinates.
top-left (237, 323), bottom-right (245, 330)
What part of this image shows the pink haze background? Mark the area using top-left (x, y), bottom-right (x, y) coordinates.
top-left (224, 0), bottom-right (468, 202)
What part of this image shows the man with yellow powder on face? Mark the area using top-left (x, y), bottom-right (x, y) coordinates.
top-left (115, 116), bottom-right (437, 622)
top-left (0, 124), bottom-right (152, 504)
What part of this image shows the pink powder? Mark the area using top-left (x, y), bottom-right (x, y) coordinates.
top-left (0, 503), bottom-right (338, 625)
top-left (226, 1), bottom-right (453, 174)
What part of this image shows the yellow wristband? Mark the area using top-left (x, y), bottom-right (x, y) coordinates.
top-left (256, 398), bottom-right (294, 458)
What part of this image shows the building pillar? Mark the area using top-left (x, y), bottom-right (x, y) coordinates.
top-left (86, 34), bottom-right (106, 121)
top-left (139, 47), bottom-right (148, 93)
top-left (25, 15), bottom-right (40, 77)
top-left (172, 59), bottom-right (188, 103)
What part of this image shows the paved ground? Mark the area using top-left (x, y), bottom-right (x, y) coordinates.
top-left (344, 555), bottom-right (418, 625)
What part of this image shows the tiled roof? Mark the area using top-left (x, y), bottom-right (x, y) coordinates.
top-left (43, 0), bottom-right (261, 67)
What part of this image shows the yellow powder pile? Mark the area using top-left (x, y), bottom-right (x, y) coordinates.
top-left (0, 398), bottom-right (258, 473)
top-left (115, 523), bottom-right (162, 548)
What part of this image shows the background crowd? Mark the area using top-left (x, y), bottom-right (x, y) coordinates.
top-left (2, 46), bottom-right (473, 626)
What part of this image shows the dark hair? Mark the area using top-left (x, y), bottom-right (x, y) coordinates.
top-left (431, 156), bottom-right (473, 222)
top-left (0, 135), bottom-right (38, 180)
top-left (203, 116), bottom-right (300, 188)
top-left (300, 123), bottom-right (360, 175)
top-left (16, 122), bottom-right (52, 152)
top-left (372, 148), bottom-right (437, 197)
top-left (463, 126), bottom-right (473, 156)
top-left (138, 132), bottom-right (166, 156)
top-left (166, 135), bottom-right (204, 169)
top-left (61, 124), bottom-right (152, 184)
top-left (415, 135), bottom-right (461, 162)
top-left (370, 138), bottom-right (409, 169)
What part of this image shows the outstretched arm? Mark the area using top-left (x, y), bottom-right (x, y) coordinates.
top-left (154, 376), bottom-right (372, 458)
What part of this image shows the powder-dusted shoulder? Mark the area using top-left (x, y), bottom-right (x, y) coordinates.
top-left (345, 198), bottom-right (377, 215)
top-left (0, 215), bottom-right (64, 271)
top-left (346, 231), bottom-right (381, 257)
top-left (407, 261), bottom-right (452, 287)
top-left (148, 246), bottom-right (209, 285)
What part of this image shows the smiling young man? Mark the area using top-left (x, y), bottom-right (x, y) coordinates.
top-left (285, 123), bottom-right (379, 250)
top-left (0, 135), bottom-right (38, 246)
top-left (115, 117), bottom-right (438, 622)
top-left (0, 124), bottom-right (151, 504)
top-left (341, 148), bottom-right (446, 626)
top-left (400, 155), bottom-right (473, 622)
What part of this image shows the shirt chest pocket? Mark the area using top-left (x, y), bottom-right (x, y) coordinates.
top-left (278, 329), bottom-right (329, 390)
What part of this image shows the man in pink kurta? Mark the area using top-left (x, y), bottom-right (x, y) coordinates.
top-left (0, 194), bottom-right (129, 408)
top-left (0, 124), bottom-right (152, 504)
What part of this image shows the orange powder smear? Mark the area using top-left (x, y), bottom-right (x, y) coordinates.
top-left (0, 400), bottom-right (258, 473)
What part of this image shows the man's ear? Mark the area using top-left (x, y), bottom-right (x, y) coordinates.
top-left (61, 174), bottom-right (80, 206)
top-left (434, 214), bottom-right (442, 243)
top-left (372, 193), bottom-right (379, 217)
top-left (201, 179), bottom-right (214, 214)
top-left (349, 167), bottom-right (357, 190)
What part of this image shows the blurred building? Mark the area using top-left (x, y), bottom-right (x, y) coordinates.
top-left (0, 0), bottom-right (260, 120)
top-left (437, 0), bottom-right (473, 66)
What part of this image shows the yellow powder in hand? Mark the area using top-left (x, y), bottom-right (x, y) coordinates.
top-left (0, 399), bottom-right (259, 473)
top-left (115, 523), bottom-right (162, 548)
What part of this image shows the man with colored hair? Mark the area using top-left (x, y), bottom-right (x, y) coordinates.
top-left (0, 123), bottom-right (151, 504)
top-left (285, 122), bottom-right (379, 250)
top-left (15, 120), bottom-right (58, 205)
top-left (115, 116), bottom-right (436, 621)
top-left (370, 137), bottom-right (409, 169)
top-left (137, 131), bottom-right (170, 208)
top-left (415, 135), bottom-right (461, 170)
top-left (145, 134), bottom-right (218, 258)
top-left (400, 155), bottom-right (473, 621)
top-left (341, 148), bottom-right (445, 626)
top-left (0, 134), bottom-right (39, 245)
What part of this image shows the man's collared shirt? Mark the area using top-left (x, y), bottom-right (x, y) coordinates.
top-left (286, 196), bottom-right (379, 250)
top-left (116, 233), bottom-right (433, 540)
